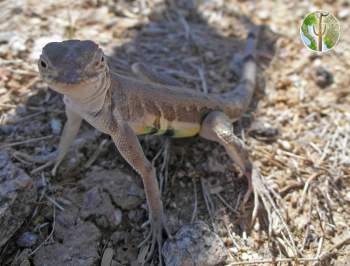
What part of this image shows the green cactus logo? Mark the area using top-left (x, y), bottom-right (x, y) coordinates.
top-left (300, 11), bottom-right (340, 52)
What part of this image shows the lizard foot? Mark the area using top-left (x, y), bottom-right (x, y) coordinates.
top-left (240, 167), bottom-right (265, 224)
top-left (245, 167), bottom-right (298, 255)
top-left (30, 152), bottom-right (58, 175)
top-left (138, 214), bottom-right (172, 265)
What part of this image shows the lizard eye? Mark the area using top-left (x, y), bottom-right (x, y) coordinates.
top-left (40, 60), bottom-right (47, 68)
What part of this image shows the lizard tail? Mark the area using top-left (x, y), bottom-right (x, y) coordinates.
top-left (220, 26), bottom-right (259, 121)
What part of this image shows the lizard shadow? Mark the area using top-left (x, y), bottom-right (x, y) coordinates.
top-left (107, 0), bottom-right (279, 252)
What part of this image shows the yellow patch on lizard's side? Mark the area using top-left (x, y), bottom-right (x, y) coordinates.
top-left (131, 118), bottom-right (201, 138)
top-left (169, 121), bottom-right (201, 138)
top-left (133, 126), bottom-right (200, 137)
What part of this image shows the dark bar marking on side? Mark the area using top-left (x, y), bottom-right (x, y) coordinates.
top-left (163, 129), bottom-right (175, 137)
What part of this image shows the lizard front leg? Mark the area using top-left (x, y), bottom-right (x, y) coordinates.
top-left (52, 107), bottom-right (82, 175)
top-left (110, 122), bottom-right (167, 265)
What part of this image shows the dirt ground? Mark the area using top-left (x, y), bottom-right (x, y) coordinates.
top-left (0, 0), bottom-right (349, 265)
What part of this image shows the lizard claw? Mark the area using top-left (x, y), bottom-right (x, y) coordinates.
top-left (29, 151), bottom-right (62, 176)
top-left (241, 168), bottom-right (261, 224)
top-left (30, 156), bottom-right (57, 175)
top-left (138, 214), bottom-right (171, 265)
top-left (51, 162), bottom-right (60, 176)
top-left (243, 169), bottom-right (253, 204)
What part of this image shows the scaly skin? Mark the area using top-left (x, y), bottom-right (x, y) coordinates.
top-left (38, 27), bottom-right (259, 265)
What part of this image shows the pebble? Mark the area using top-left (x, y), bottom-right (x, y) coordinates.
top-left (83, 169), bottom-right (145, 210)
top-left (113, 209), bottom-right (123, 227)
top-left (101, 247), bottom-right (114, 266)
top-left (248, 121), bottom-right (279, 140)
top-left (50, 118), bottom-right (62, 135)
top-left (33, 220), bottom-right (101, 266)
top-left (314, 66), bottom-right (334, 88)
top-left (257, 9), bottom-right (270, 20)
top-left (241, 252), bottom-right (250, 260)
top-left (338, 9), bottom-right (349, 19)
top-left (8, 35), bottom-right (26, 54)
top-left (0, 151), bottom-right (37, 248)
top-left (16, 232), bottom-right (38, 248)
top-left (162, 221), bottom-right (227, 266)
top-left (279, 140), bottom-right (292, 151)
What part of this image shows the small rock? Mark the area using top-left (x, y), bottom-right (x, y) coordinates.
top-left (338, 9), bottom-right (349, 19)
top-left (8, 35), bottom-right (26, 54)
top-left (279, 140), bottom-right (293, 151)
top-left (0, 151), bottom-right (37, 248)
top-left (101, 247), bottom-right (114, 266)
top-left (257, 9), bottom-right (270, 20)
top-left (50, 118), bottom-right (62, 135)
top-left (248, 120), bottom-right (279, 141)
top-left (16, 232), bottom-right (38, 248)
top-left (294, 216), bottom-right (308, 231)
top-left (114, 209), bottom-right (123, 227)
top-left (241, 252), bottom-right (251, 260)
top-left (314, 66), bottom-right (334, 88)
top-left (80, 187), bottom-right (123, 229)
top-left (34, 220), bottom-right (101, 266)
top-left (83, 169), bottom-right (145, 210)
top-left (162, 221), bottom-right (227, 266)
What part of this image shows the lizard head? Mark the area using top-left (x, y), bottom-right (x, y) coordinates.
top-left (38, 40), bottom-right (108, 96)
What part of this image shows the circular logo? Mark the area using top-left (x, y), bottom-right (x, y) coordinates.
top-left (300, 11), bottom-right (340, 52)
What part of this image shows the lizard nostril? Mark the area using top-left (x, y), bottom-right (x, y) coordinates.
top-left (40, 60), bottom-right (47, 68)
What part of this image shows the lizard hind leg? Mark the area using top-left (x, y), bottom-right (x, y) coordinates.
top-left (200, 111), bottom-right (297, 253)
top-left (199, 111), bottom-right (264, 219)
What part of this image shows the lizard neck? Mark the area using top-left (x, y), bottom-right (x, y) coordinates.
top-left (64, 71), bottom-right (111, 115)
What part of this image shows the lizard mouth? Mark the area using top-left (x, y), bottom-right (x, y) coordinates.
top-left (40, 72), bottom-right (101, 92)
